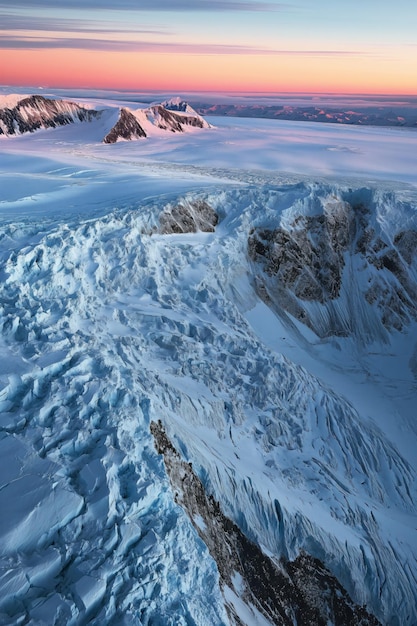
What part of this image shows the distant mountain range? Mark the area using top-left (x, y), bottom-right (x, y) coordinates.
top-left (2, 95), bottom-right (416, 143)
top-left (0, 94), bottom-right (211, 142)
top-left (194, 102), bottom-right (417, 127)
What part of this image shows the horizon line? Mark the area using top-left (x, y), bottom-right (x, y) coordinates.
top-left (1, 84), bottom-right (417, 99)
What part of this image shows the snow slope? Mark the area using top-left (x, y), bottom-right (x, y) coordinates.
top-left (0, 98), bottom-right (416, 625)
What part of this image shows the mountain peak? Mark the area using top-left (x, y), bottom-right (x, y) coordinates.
top-left (0, 94), bottom-right (212, 141)
top-left (161, 97), bottom-right (190, 113)
top-left (102, 100), bottom-right (211, 143)
top-left (0, 94), bottom-right (100, 136)
top-left (103, 107), bottom-right (147, 144)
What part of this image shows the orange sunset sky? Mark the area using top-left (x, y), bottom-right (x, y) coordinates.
top-left (0, 0), bottom-right (416, 94)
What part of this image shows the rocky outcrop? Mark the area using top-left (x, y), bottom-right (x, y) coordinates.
top-left (161, 98), bottom-right (190, 113)
top-left (102, 101), bottom-right (210, 143)
top-left (248, 196), bottom-right (417, 339)
top-left (103, 108), bottom-right (147, 143)
top-left (393, 229), bottom-right (417, 265)
top-left (150, 104), bottom-right (210, 132)
top-left (158, 199), bottom-right (219, 234)
top-left (0, 95), bottom-right (100, 136)
top-left (151, 420), bottom-right (381, 626)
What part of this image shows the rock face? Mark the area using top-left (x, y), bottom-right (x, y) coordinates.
top-left (161, 98), bottom-right (190, 113)
top-left (248, 195), bottom-right (417, 341)
top-left (151, 420), bottom-right (381, 626)
top-left (102, 101), bottom-right (211, 143)
top-left (149, 103), bottom-right (210, 132)
top-left (158, 199), bottom-right (219, 234)
top-left (103, 107), bottom-right (147, 143)
top-left (0, 95), bottom-right (100, 136)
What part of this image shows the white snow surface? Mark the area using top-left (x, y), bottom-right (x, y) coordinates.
top-left (0, 94), bottom-right (416, 626)
top-left (0, 94), bottom-right (29, 109)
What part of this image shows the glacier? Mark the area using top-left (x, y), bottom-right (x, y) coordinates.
top-left (0, 100), bottom-right (416, 625)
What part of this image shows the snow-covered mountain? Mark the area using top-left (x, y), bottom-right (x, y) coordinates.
top-left (103, 102), bottom-right (211, 143)
top-left (0, 95), bottom-right (416, 626)
top-left (194, 102), bottom-right (417, 127)
top-left (0, 94), bottom-right (100, 136)
top-left (0, 94), bottom-right (211, 143)
top-left (161, 96), bottom-right (201, 114)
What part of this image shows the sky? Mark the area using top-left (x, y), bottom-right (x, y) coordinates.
top-left (0, 0), bottom-right (416, 94)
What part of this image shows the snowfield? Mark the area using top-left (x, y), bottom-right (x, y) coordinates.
top-left (0, 94), bottom-right (416, 626)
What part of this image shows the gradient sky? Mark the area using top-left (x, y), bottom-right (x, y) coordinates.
top-left (0, 0), bottom-right (416, 94)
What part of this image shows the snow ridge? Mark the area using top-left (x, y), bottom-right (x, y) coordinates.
top-left (152, 419), bottom-right (381, 626)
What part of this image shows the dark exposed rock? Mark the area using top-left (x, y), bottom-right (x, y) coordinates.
top-left (151, 105), bottom-right (185, 132)
top-left (159, 199), bottom-right (219, 234)
top-left (150, 104), bottom-right (210, 132)
top-left (248, 198), bottom-right (417, 338)
top-left (248, 200), bottom-right (355, 305)
top-left (0, 95), bottom-right (100, 136)
top-left (101, 101), bottom-right (210, 143)
top-left (151, 420), bottom-right (381, 626)
top-left (394, 229), bottom-right (417, 264)
top-left (162, 99), bottom-right (189, 113)
top-left (103, 108), bottom-right (147, 143)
